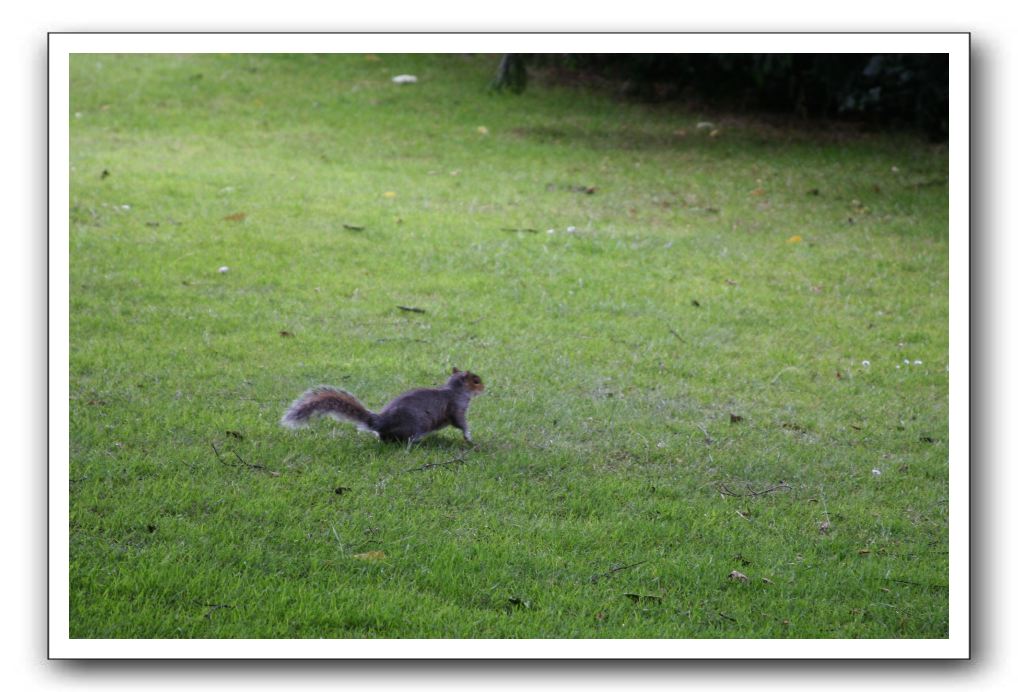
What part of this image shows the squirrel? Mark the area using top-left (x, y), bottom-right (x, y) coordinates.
top-left (280, 368), bottom-right (485, 444)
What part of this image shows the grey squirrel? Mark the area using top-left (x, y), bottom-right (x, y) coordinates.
top-left (281, 368), bottom-right (485, 443)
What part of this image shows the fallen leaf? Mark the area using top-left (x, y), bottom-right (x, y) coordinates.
top-left (786, 235), bottom-right (803, 244)
top-left (382, 191), bottom-right (397, 198)
top-left (476, 126), bottom-right (489, 135)
top-left (728, 570), bottom-right (749, 583)
top-left (223, 212), bottom-right (247, 222)
top-left (750, 187), bottom-right (766, 196)
top-left (352, 551), bottom-right (386, 561)
top-left (623, 593), bottom-right (662, 604)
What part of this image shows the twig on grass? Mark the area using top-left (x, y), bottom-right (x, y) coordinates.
top-left (590, 559), bottom-right (648, 583)
top-left (717, 481), bottom-right (792, 498)
top-left (194, 601), bottom-right (233, 619)
top-left (210, 441), bottom-right (267, 472)
top-left (885, 578), bottom-right (949, 590)
top-left (403, 449), bottom-right (471, 473)
top-left (668, 328), bottom-right (687, 343)
top-left (695, 424), bottom-right (714, 445)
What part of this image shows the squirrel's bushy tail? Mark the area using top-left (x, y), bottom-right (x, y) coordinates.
top-left (280, 386), bottom-right (378, 432)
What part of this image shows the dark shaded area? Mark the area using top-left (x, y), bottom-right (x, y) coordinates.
top-left (504, 54), bottom-right (949, 141)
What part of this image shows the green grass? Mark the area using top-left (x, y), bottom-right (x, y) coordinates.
top-left (68, 53), bottom-right (949, 638)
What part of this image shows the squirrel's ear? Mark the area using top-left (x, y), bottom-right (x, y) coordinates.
top-left (452, 367), bottom-right (461, 374)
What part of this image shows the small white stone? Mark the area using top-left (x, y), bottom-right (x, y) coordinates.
top-left (566, 226), bottom-right (577, 233)
top-left (218, 266), bottom-right (229, 274)
top-left (914, 359), bottom-right (923, 365)
top-left (872, 468), bottom-right (882, 477)
top-left (903, 359), bottom-right (910, 365)
top-left (546, 228), bottom-right (555, 234)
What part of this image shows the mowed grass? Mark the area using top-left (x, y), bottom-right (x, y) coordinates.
top-left (68, 53), bottom-right (950, 638)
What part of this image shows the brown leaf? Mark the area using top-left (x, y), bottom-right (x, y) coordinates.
top-left (223, 212), bottom-right (247, 222)
top-left (623, 593), bottom-right (662, 604)
top-left (728, 570), bottom-right (749, 583)
top-left (352, 550), bottom-right (386, 561)
top-left (750, 187), bottom-right (766, 196)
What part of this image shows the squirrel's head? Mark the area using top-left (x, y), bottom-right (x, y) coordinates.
top-left (450, 367), bottom-right (485, 395)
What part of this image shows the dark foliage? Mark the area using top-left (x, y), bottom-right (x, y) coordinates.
top-left (507, 54), bottom-right (949, 141)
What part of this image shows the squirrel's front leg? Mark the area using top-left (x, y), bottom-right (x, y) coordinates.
top-left (450, 409), bottom-right (473, 444)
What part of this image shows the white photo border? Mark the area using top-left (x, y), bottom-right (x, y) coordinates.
top-left (49, 32), bottom-right (969, 660)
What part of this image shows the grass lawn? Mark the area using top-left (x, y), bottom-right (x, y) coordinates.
top-left (67, 53), bottom-right (950, 638)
